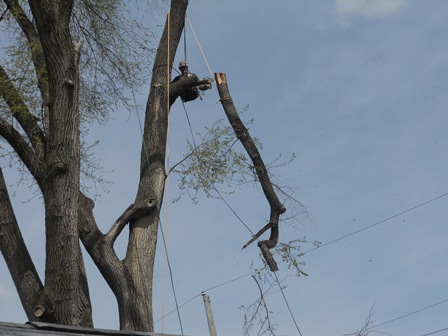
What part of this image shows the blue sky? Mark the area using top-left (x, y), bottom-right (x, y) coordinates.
top-left (2, 0), bottom-right (448, 335)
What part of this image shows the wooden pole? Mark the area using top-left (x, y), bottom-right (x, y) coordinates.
top-left (202, 292), bottom-right (217, 336)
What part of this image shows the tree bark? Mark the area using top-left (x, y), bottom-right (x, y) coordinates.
top-left (118, 0), bottom-right (189, 331)
top-left (28, 0), bottom-right (92, 326)
top-left (0, 167), bottom-right (43, 321)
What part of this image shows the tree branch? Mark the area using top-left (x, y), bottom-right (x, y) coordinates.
top-left (77, 192), bottom-right (128, 298)
top-left (0, 64), bottom-right (45, 155)
top-left (0, 167), bottom-right (44, 321)
top-left (169, 75), bottom-right (212, 105)
top-left (105, 198), bottom-right (157, 245)
top-left (4, 0), bottom-right (49, 106)
top-left (0, 116), bottom-right (43, 179)
top-left (215, 72), bottom-right (285, 271)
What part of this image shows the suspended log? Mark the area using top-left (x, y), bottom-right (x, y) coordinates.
top-left (215, 72), bottom-right (286, 272)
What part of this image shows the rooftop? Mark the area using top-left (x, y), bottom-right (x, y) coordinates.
top-left (0, 321), bottom-right (182, 336)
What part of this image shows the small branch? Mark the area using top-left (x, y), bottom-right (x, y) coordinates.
top-left (74, 38), bottom-right (82, 65)
top-left (242, 222), bottom-right (273, 250)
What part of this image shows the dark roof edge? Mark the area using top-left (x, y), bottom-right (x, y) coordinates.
top-left (0, 321), bottom-right (182, 336)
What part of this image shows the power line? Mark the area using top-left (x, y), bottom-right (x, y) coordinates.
top-left (158, 215), bottom-right (184, 335)
top-left (419, 327), bottom-right (448, 336)
top-left (373, 298), bottom-right (448, 329)
top-left (273, 271), bottom-right (303, 336)
top-left (302, 191), bottom-right (448, 256)
top-left (154, 192), bottom-right (448, 329)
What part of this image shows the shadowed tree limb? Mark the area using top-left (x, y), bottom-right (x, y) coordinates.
top-left (0, 64), bottom-right (45, 155)
top-left (0, 116), bottom-right (44, 179)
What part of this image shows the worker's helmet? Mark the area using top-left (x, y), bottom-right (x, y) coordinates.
top-left (178, 60), bottom-right (188, 69)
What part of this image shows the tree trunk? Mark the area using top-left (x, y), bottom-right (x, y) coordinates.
top-left (28, 0), bottom-right (92, 326)
top-left (118, 0), bottom-right (189, 331)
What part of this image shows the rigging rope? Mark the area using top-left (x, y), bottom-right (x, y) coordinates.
top-left (186, 16), bottom-right (214, 78)
top-left (183, 19), bottom-right (187, 63)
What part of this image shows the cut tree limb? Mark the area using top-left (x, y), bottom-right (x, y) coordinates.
top-left (215, 72), bottom-right (285, 272)
top-left (106, 198), bottom-right (156, 245)
top-left (168, 75), bottom-right (212, 105)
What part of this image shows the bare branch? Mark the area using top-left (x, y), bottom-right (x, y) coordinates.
top-left (0, 115), bottom-right (43, 179)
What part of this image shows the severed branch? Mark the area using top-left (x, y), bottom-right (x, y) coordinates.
top-left (105, 198), bottom-right (156, 245)
top-left (168, 74), bottom-right (212, 106)
top-left (215, 72), bottom-right (286, 272)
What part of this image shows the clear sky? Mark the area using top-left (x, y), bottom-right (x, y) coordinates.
top-left (1, 1), bottom-right (448, 335)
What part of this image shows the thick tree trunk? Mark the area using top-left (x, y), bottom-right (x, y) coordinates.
top-left (118, 0), bottom-right (189, 331)
top-left (28, 0), bottom-right (92, 326)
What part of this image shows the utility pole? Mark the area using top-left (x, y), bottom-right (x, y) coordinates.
top-left (202, 292), bottom-right (217, 336)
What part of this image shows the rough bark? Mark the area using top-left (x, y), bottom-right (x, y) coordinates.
top-left (120, 0), bottom-right (188, 331)
top-left (0, 167), bottom-right (43, 321)
top-left (28, 0), bottom-right (91, 326)
top-left (215, 72), bottom-right (286, 272)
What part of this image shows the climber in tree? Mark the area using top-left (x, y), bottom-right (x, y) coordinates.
top-left (171, 60), bottom-right (211, 102)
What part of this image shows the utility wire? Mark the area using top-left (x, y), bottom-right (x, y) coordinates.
top-left (273, 271), bottom-right (303, 336)
top-left (302, 191), bottom-right (448, 256)
top-left (154, 192), bottom-right (448, 326)
top-left (419, 327), bottom-right (448, 336)
top-left (154, 271), bottom-right (257, 324)
top-left (157, 215), bottom-right (184, 335)
top-left (372, 298), bottom-right (448, 329)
